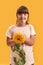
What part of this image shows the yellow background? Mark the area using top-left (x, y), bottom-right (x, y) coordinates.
top-left (0, 0), bottom-right (43, 65)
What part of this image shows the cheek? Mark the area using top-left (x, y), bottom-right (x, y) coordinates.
top-left (24, 16), bottom-right (28, 21)
top-left (17, 16), bottom-right (21, 20)
top-left (24, 14), bottom-right (28, 19)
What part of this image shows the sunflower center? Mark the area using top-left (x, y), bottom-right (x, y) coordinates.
top-left (17, 38), bottom-right (20, 40)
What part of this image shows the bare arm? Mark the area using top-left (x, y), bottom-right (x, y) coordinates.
top-left (25, 35), bottom-right (36, 46)
top-left (6, 37), bottom-right (15, 47)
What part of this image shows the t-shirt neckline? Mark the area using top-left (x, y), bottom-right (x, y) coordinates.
top-left (15, 24), bottom-right (28, 28)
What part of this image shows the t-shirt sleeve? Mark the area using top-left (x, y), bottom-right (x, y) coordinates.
top-left (30, 24), bottom-right (36, 35)
top-left (6, 26), bottom-right (13, 38)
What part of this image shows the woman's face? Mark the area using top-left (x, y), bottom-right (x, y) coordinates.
top-left (17, 13), bottom-right (28, 26)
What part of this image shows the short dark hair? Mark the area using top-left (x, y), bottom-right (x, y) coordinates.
top-left (16, 6), bottom-right (29, 24)
top-left (16, 6), bottom-right (29, 15)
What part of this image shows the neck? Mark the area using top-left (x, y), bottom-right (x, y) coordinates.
top-left (16, 23), bottom-right (26, 27)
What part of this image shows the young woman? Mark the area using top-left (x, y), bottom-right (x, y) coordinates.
top-left (6, 6), bottom-right (36, 65)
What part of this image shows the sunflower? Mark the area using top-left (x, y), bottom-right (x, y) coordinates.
top-left (12, 32), bottom-right (26, 65)
top-left (13, 32), bottom-right (26, 44)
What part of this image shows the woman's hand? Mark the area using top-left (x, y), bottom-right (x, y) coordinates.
top-left (25, 35), bottom-right (36, 46)
top-left (6, 37), bottom-right (15, 47)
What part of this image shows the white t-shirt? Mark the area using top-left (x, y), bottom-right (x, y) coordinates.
top-left (6, 24), bottom-right (36, 65)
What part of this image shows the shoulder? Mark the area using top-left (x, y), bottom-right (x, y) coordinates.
top-left (27, 24), bottom-right (34, 28)
top-left (29, 24), bottom-right (34, 27)
top-left (8, 25), bottom-right (16, 30)
top-left (28, 24), bottom-right (36, 35)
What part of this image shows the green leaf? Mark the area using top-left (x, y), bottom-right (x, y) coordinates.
top-left (12, 44), bottom-right (26, 65)
top-left (14, 57), bottom-right (19, 65)
top-left (19, 49), bottom-right (26, 64)
top-left (18, 60), bottom-right (24, 65)
top-left (12, 44), bottom-right (20, 52)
